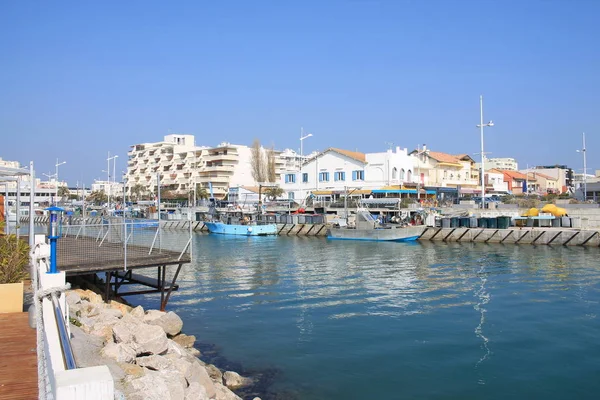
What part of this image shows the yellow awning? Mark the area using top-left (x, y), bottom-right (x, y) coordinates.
top-left (312, 190), bottom-right (333, 195)
top-left (437, 162), bottom-right (462, 167)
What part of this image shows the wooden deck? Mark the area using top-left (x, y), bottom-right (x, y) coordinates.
top-left (0, 313), bottom-right (38, 400)
top-left (57, 235), bottom-right (191, 275)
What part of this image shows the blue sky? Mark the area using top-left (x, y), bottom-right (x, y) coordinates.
top-left (1, 0), bottom-right (599, 185)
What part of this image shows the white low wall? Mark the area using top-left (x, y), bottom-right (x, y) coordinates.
top-left (33, 235), bottom-right (114, 400)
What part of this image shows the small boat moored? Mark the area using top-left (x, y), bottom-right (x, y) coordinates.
top-left (204, 221), bottom-right (278, 236)
top-left (327, 209), bottom-right (425, 242)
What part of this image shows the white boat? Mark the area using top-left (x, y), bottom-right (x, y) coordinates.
top-left (327, 209), bottom-right (425, 242)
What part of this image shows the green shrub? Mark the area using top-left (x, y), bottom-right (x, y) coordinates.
top-left (0, 233), bottom-right (30, 284)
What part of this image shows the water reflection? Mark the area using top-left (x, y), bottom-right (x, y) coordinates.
top-left (133, 233), bottom-right (600, 400)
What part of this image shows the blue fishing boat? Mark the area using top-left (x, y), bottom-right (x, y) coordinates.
top-left (204, 221), bottom-right (278, 236)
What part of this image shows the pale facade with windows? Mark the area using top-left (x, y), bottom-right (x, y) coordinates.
top-left (485, 157), bottom-right (518, 171)
top-left (279, 148), bottom-right (367, 204)
top-left (126, 135), bottom-right (289, 200)
top-left (365, 147), bottom-right (415, 187)
top-left (410, 151), bottom-right (479, 189)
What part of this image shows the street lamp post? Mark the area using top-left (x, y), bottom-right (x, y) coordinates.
top-left (55, 158), bottom-right (66, 204)
top-left (415, 144), bottom-right (429, 203)
top-left (576, 132), bottom-right (587, 201)
top-left (112, 155), bottom-right (119, 203)
top-left (476, 95), bottom-right (494, 209)
top-left (300, 127), bottom-right (313, 160)
top-left (300, 128), bottom-right (313, 200)
top-left (107, 152), bottom-right (118, 209)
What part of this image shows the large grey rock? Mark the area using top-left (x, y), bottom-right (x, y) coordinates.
top-left (143, 309), bottom-right (165, 323)
top-left (172, 333), bottom-right (196, 348)
top-left (66, 291), bottom-right (81, 306)
top-left (205, 363), bottom-right (223, 383)
top-left (188, 361), bottom-right (216, 399)
top-left (136, 354), bottom-right (174, 371)
top-left (101, 342), bottom-right (136, 363)
top-left (102, 307), bottom-right (123, 319)
top-left (132, 324), bottom-right (168, 355)
top-left (171, 357), bottom-right (193, 379)
top-left (214, 382), bottom-right (242, 400)
top-left (166, 339), bottom-right (195, 361)
top-left (113, 320), bottom-right (138, 344)
top-left (85, 303), bottom-right (102, 318)
top-left (147, 311), bottom-right (184, 337)
top-left (130, 305), bottom-right (145, 318)
top-left (187, 347), bottom-right (201, 357)
top-left (185, 381), bottom-right (209, 400)
top-left (159, 369), bottom-right (187, 400)
top-left (129, 373), bottom-right (171, 400)
top-left (91, 313), bottom-right (120, 332)
top-left (223, 371), bottom-right (250, 389)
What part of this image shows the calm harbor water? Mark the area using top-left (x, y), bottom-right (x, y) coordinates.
top-left (138, 233), bottom-right (600, 400)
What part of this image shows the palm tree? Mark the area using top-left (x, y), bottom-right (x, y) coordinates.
top-left (86, 190), bottom-right (108, 205)
top-left (57, 186), bottom-right (70, 203)
top-left (130, 184), bottom-right (147, 201)
top-left (195, 185), bottom-right (210, 200)
top-left (263, 187), bottom-right (285, 201)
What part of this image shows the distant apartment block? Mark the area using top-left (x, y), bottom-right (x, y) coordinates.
top-left (126, 134), bottom-right (290, 199)
top-left (484, 157), bottom-right (518, 171)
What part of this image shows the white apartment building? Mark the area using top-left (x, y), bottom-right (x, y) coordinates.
top-left (477, 157), bottom-right (519, 171)
top-left (91, 180), bottom-right (125, 197)
top-left (0, 157), bottom-right (64, 205)
top-left (126, 135), bottom-right (289, 200)
top-left (127, 134), bottom-right (200, 197)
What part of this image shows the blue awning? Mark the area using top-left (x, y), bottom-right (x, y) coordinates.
top-left (372, 189), bottom-right (436, 195)
top-left (435, 187), bottom-right (459, 193)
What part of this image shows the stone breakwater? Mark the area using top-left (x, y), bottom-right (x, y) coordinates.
top-left (66, 289), bottom-right (259, 400)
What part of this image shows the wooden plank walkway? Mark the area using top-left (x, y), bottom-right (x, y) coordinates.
top-left (0, 313), bottom-right (38, 400)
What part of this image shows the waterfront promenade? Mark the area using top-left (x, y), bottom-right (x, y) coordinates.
top-left (0, 313), bottom-right (37, 400)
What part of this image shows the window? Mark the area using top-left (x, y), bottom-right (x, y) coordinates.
top-left (400, 168), bottom-right (405, 180)
top-left (407, 170), bottom-right (412, 182)
top-left (334, 171), bottom-right (345, 181)
top-left (319, 172), bottom-right (330, 182)
top-left (352, 170), bottom-right (364, 181)
top-left (302, 173), bottom-right (308, 183)
top-left (392, 167), bottom-right (397, 179)
top-left (288, 192), bottom-right (295, 200)
top-left (285, 174), bottom-right (296, 183)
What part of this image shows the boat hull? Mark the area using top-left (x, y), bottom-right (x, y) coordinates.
top-left (327, 226), bottom-right (425, 242)
top-left (204, 222), bottom-right (278, 236)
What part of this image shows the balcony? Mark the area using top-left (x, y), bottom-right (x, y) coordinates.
top-left (203, 152), bottom-right (238, 162)
top-left (203, 164), bottom-right (234, 172)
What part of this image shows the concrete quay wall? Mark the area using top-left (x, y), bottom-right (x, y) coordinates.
top-left (441, 206), bottom-right (600, 229)
top-left (418, 227), bottom-right (600, 246)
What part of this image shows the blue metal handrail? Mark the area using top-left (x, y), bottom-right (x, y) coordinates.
top-left (51, 293), bottom-right (77, 370)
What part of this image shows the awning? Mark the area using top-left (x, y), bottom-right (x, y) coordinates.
top-left (372, 189), bottom-right (436, 194)
top-left (435, 187), bottom-right (459, 193)
top-left (312, 189), bottom-right (372, 196)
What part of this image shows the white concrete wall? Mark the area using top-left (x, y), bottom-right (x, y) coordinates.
top-left (34, 235), bottom-right (114, 400)
top-left (230, 146), bottom-right (256, 187)
top-left (365, 147), bottom-right (415, 187)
